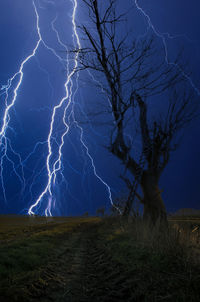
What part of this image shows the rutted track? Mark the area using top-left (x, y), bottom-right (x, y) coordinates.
top-left (1, 218), bottom-right (200, 301)
top-left (63, 224), bottom-right (133, 302)
top-left (25, 222), bottom-right (134, 302)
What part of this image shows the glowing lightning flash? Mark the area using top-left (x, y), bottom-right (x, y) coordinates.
top-left (134, 0), bottom-right (200, 96)
top-left (28, 0), bottom-right (81, 216)
top-left (28, 0), bottom-right (119, 216)
top-left (0, 0), bottom-right (121, 216)
top-left (28, 0), bottom-right (198, 216)
top-left (0, 0), bottom-right (42, 203)
top-left (0, 0), bottom-right (69, 208)
top-left (0, 1), bottom-right (41, 139)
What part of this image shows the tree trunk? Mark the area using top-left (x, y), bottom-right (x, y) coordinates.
top-left (140, 171), bottom-right (167, 226)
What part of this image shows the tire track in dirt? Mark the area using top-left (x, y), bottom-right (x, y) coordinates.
top-left (60, 223), bottom-right (134, 302)
top-left (15, 222), bottom-right (135, 302)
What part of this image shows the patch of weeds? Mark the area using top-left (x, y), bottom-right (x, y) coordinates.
top-left (0, 217), bottom-right (100, 300)
top-left (104, 219), bottom-right (200, 301)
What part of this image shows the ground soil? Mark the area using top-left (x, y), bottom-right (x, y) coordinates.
top-left (1, 217), bottom-right (200, 302)
top-left (22, 223), bottom-right (133, 302)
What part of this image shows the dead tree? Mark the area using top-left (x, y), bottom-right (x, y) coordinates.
top-left (77, 0), bottom-right (199, 224)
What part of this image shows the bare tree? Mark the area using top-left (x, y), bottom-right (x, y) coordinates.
top-left (77, 0), bottom-right (199, 224)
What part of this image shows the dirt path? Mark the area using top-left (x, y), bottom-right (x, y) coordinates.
top-left (2, 219), bottom-right (200, 301)
top-left (26, 222), bottom-right (132, 302)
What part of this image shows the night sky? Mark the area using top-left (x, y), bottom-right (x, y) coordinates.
top-left (0, 0), bottom-right (200, 216)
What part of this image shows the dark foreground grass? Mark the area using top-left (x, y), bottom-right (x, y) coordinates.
top-left (0, 216), bottom-right (200, 301)
top-left (102, 217), bottom-right (200, 301)
top-left (0, 216), bottom-right (100, 301)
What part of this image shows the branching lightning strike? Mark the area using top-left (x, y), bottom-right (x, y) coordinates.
top-left (2, 0), bottom-right (192, 216)
top-left (28, 0), bottom-right (117, 216)
top-left (0, 0), bottom-right (43, 203)
top-left (134, 0), bottom-right (200, 96)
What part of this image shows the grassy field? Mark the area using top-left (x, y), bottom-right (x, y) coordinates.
top-left (0, 215), bottom-right (200, 301)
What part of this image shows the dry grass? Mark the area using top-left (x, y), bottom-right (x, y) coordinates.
top-left (119, 217), bottom-right (200, 261)
top-left (0, 215), bottom-right (100, 242)
top-left (102, 216), bottom-right (200, 300)
top-left (0, 215), bottom-right (199, 301)
top-left (0, 215), bottom-right (100, 300)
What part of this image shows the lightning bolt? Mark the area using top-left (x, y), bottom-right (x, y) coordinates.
top-left (28, 0), bottom-right (75, 216)
top-left (0, 0), bottom-right (43, 203)
top-left (0, 1), bottom-right (41, 139)
top-left (28, 0), bottom-right (120, 216)
top-left (134, 0), bottom-right (200, 96)
top-left (0, 0), bottom-right (66, 210)
top-left (0, 0), bottom-right (67, 208)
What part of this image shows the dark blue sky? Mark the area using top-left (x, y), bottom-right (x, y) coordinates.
top-left (0, 0), bottom-right (200, 216)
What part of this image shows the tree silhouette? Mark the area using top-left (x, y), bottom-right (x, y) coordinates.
top-left (77, 0), bottom-right (199, 224)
